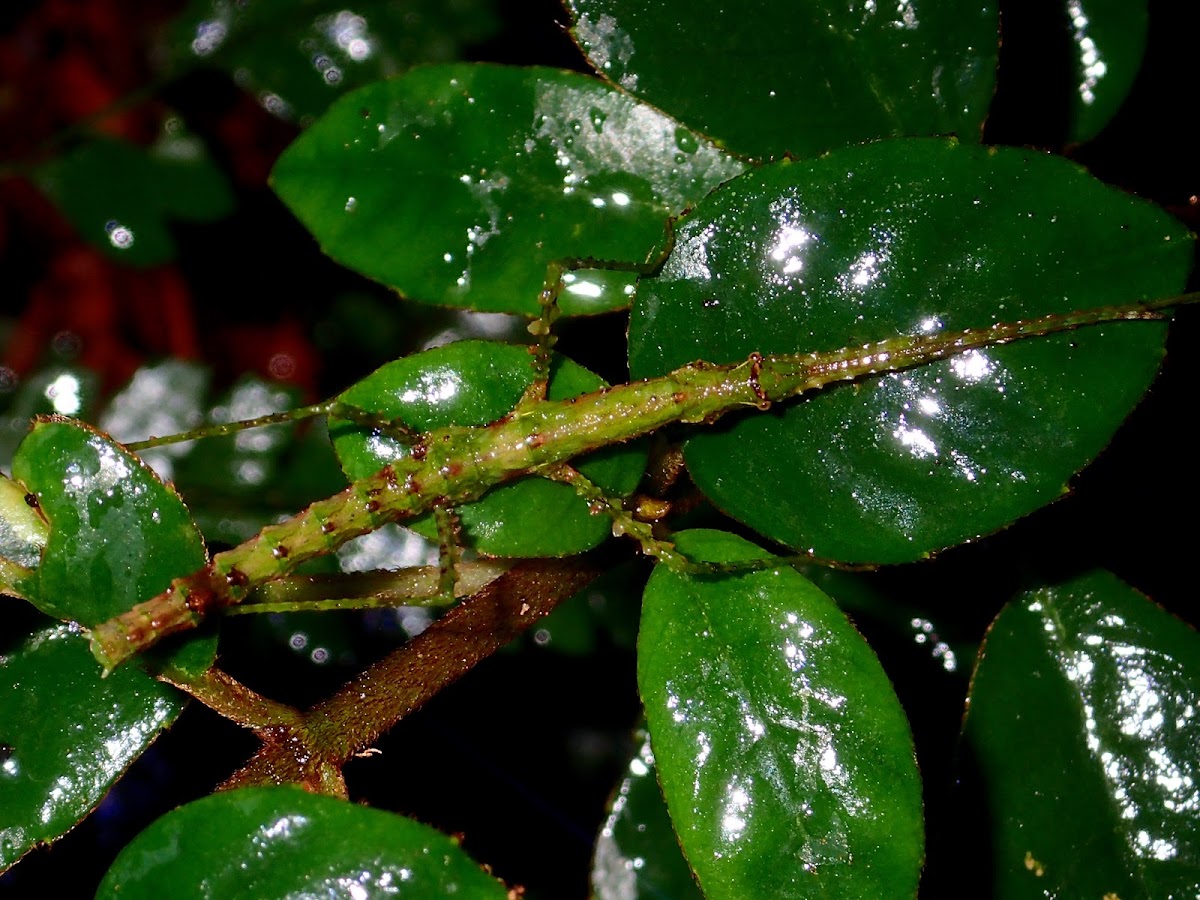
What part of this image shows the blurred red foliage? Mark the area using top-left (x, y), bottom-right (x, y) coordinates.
top-left (0, 0), bottom-right (316, 395)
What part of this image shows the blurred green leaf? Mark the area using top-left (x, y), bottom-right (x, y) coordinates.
top-left (629, 139), bottom-right (1192, 563)
top-left (334, 340), bottom-right (647, 557)
top-left (169, 0), bottom-right (502, 122)
top-left (0, 623), bottom-right (188, 873)
top-left (592, 730), bottom-right (703, 899)
top-left (34, 132), bottom-right (233, 267)
top-left (639, 530), bottom-right (923, 898)
top-left (961, 571), bottom-right (1200, 897)
top-left (1065, 0), bottom-right (1149, 143)
top-left (99, 359), bottom-right (211, 484)
top-left (565, 0), bottom-right (997, 159)
top-left (173, 376), bottom-right (303, 499)
top-left (95, 785), bottom-right (510, 897)
top-left (271, 64), bottom-right (746, 315)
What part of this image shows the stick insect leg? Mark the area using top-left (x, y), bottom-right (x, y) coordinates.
top-left (520, 219), bottom-right (678, 407)
top-left (543, 463), bottom-right (876, 577)
top-left (540, 463), bottom-right (696, 572)
top-left (125, 400), bottom-right (418, 452)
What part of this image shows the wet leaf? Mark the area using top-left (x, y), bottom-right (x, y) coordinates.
top-left (960, 571), bottom-right (1200, 897)
top-left (333, 341), bottom-right (647, 557)
top-left (628, 138), bottom-right (1192, 563)
top-left (639, 529), bottom-right (923, 898)
top-left (169, 0), bottom-right (501, 122)
top-left (592, 731), bottom-right (703, 900)
top-left (34, 134), bottom-right (233, 267)
top-left (271, 63), bottom-right (746, 315)
top-left (10, 419), bottom-right (216, 676)
top-left (95, 785), bottom-right (510, 898)
top-left (0, 623), bottom-right (187, 873)
top-left (565, 0), bottom-right (997, 159)
top-left (1064, 0), bottom-right (1148, 143)
top-left (0, 472), bottom-right (48, 570)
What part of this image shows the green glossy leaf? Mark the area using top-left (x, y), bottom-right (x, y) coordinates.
top-left (34, 133), bottom-right (233, 267)
top-left (628, 139), bottom-right (1192, 563)
top-left (170, 0), bottom-right (501, 123)
top-left (0, 623), bottom-right (187, 873)
top-left (271, 63), bottom-right (746, 315)
top-left (962, 571), bottom-right (1200, 897)
top-left (592, 731), bottom-right (703, 900)
top-left (565, 0), bottom-right (997, 159)
top-left (333, 341), bottom-right (647, 557)
top-left (10, 419), bottom-right (216, 676)
top-left (1065, 0), bottom-right (1148, 143)
top-left (95, 785), bottom-right (510, 898)
top-left (639, 529), bottom-right (923, 898)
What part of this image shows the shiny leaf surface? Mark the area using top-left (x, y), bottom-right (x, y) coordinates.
top-left (628, 139), bottom-right (1192, 563)
top-left (333, 341), bottom-right (647, 556)
top-left (95, 785), bottom-right (510, 898)
top-left (961, 571), bottom-right (1200, 897)
top-left (1064, 0), bottom-right (1148, 143)
top-left (639, 529), bottom-right (923, 897)
top-left (34, 134), bottom-right (233, 266)
top-left (271, 64), bottom-right (746, 315)
top-left (565, 0), bottom-right (997, 159)
top-left (0, 623), bottom-right (185, 873)
top-left (592, 731), bottom-right (703, 900)
top-left (10, 419), bottom-right (216, 675)
top-left (170, 0), bottom-right (501, 122)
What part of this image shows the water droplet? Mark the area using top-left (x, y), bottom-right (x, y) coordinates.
top-left (105, 220), bottom-right (134, 250)
top-left (589, 107), bottom-right (608, 133)
top-left (191, 20), bottom-right (227, 56)
top-left (674, 128), bottom-right (699, 154)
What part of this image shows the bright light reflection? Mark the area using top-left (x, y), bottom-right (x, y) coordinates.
top-left (565, 280), bottom-right (603, 299)
top-left (919, 316), bottom-right (943, 333)
top-left (399, 372), bottom-right (459, 404)
top-left (893, 422), bottom-right (937, 459)
top-left (191, 19), bottom-right (227, 56)
top-left (893, 0), bottom-right (919, 29)
top-left (949, 349), bottom-right (993, 382)
top-left (1067, 0), bottom-right (1108, 105)
top-left (1046, 600), bottom-right (1200, 865)
top-left (719, 781), bottom-right (751, 842)
top-left (324, 11), bottom-right (373, 61)
top-left (45, 373), bottom-right (82, 414)
top-left (838, 248), bottom-right (886, 292)
top-left (105, 220), bottom-right (134, 250)
top-left (769, 223), bottom-right (813, 276)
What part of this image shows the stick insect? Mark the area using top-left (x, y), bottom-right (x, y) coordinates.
top-left (85, 288), bottom-right (1197, 672)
